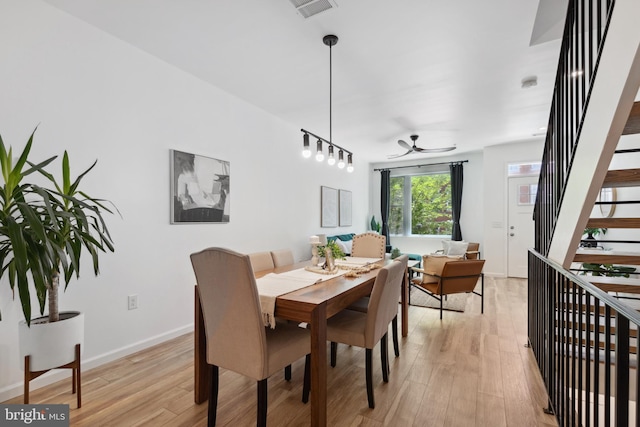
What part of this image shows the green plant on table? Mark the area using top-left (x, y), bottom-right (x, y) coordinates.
top-left (317, 240), bottom-right (345, 260)
top-left (581, 263), bottom-right (636, 277)
top-left (0, 128), bottom-right (117, 326)
top-left (391, 247), bottom-right (401, 259)
top-left (583, 227), bottom-right (607, 237)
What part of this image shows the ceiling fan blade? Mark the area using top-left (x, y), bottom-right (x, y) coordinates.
top-left (387, 150), bottom-right (413, 159)
top-left (397, 139), bottom-right (413, 151)
top-left (414, 146), bottom-right (456, 153)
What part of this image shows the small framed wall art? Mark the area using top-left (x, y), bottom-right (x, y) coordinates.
top-left (339, 189), bottom-right (352, 226)
top-left (321, 186), bottom-right (338, 227)
top-left (170, 149), bottom-right (230, 223)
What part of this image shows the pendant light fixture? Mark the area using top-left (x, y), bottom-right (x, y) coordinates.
top-left (301, 34), bottom-right (353, 172)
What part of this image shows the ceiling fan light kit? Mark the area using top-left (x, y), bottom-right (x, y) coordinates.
top-left (301, 34), bottom-right (353, 172)
top-left (388, 134), bottom-right (456, 159)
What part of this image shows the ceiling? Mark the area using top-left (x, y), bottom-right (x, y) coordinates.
top-left (43, 0), bottom-right (567, 164)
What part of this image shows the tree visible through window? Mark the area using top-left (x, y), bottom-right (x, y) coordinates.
top-left (389, 172), bottom-right (452, 236)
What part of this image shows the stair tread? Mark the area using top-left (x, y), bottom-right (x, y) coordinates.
top-left (577, 249), bottom-right (640, 256)
top-left (622, 101), bottom-right (640, 135)
top-left (603, 169), bottom-right (640, 187)
top-left (588, 276), bottom-right (640, 286)
top-left (574, 250), bottom-right (640, 264)
top-left (586, 217), bottom-right (640, 228)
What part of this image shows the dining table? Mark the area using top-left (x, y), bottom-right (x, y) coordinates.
top-left (193, 257), bottom-right (409, 427)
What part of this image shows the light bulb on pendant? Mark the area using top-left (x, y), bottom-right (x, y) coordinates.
top-left (302, 133), bottom-right (311, 158)
top-left (315, 140), bottom-right (324, 162)
top-left (327, 145), bottom-right (335, 165)
top-left (347, 153), bottom-right (354, 172)
top-left (337, 149), bottom-right (345, 169)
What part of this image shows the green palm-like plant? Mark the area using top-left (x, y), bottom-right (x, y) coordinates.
top-left (0, 129), bottom-right (116, 326)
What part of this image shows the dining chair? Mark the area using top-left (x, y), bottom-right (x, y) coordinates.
top-left (411, 256), bottom-right (485, 319)
top-left (190, 247), bottom-right (311, 426)
top-left (351, 232), bottom-right (387, 259)
top-left (345, 255), bottom-right (408, 357)
top-left (270, 249), bottom-right (294, 268)
top-left (326, 255), bottom-right (408, 408)
top-left (249, 251), bottom-right (275, 273)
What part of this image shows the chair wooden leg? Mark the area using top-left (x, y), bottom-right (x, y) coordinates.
top-left (284, 364), bottom-right (292, 381)
top-left (365, 349), bottom-right (375, 408)
top-left (257, 379), bottom-right (267, 427)
top-left (392, 315), bottom-right (399, 357)
top-left (302, 354), bottom-right (311, 403)
top-left (380, 334), bottom-right (389, 383)
top-left (330, 342), bottom-right (338, 367)
top-left (208, 365), bottom-right (219, 427)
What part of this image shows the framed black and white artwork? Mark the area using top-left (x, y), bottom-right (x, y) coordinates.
top-left (339, 189), bottom-right (352, 226)
top-left (321, 186), bottom-right (338, 228)
top-left (170, 149), bottom-right (230, 223)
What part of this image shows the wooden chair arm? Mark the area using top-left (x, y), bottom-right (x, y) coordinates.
top-left (410, 266), bottom-right (441, 278)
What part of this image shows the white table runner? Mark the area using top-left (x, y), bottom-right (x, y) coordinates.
top-left (256, 268), bottom-right (344, 328)
top-left (335, 256), bottom-right (383, 267)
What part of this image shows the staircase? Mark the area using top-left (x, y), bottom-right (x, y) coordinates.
top-left (528, 0), bottom-right (640, 425)
top-left (573, 102), bottom-right (640, 299)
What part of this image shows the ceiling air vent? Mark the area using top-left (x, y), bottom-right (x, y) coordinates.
top-left (289, 0), bottom-right (338, 19)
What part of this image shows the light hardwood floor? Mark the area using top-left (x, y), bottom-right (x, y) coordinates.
top-left (4, 276), bottom-right (558, 426)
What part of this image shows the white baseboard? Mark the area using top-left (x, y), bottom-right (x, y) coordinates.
top-left (0, 324), bottom-right (193, 403)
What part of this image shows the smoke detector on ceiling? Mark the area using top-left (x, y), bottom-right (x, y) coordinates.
top-left (289, 0), bottom-right (338, 19)
top-left (521, 76), bottom-right (538, 89)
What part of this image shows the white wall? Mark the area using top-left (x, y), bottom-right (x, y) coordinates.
top-left (369, 151), bottom-right (484, 257)
top-left (0, 0), bottom-right (370, 399)
top-left (482, 139), bottom-right (544, 276)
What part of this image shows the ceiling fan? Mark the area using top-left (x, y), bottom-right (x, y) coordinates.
top-left (388, 134), bottom-right (456, 159)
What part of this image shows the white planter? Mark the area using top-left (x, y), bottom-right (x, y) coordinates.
top-left (19, 311), bottom-right (84, 372)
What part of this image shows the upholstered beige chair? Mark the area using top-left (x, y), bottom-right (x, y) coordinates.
top-left (270, 249), bottom-right (294, 268)
top-left (190, 247), bottom-right (310, 426)
top-left (411, 255), bottom-right (485, 319)
top-left (248, 251), bottom-right (275, 273)
top-left (351, 232), bottom-right (386, 259)
top-left (327, 255), bottom-right (408, 408)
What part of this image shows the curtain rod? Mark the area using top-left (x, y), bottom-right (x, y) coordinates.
top-left (373, 160), bottom-right (468, 171)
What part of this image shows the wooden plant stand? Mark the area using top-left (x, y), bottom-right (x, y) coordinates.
top-left (24, 343), bottom-right (81, 408)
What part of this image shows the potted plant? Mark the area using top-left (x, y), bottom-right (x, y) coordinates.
top-left (317, 240), bottom-right (345, 260)
top-left (370, 215), bottom-right (381, 233)
top-left (0, 129), bottom-right (116, 374)
top-left (581, 227), bottom-right (607, 248)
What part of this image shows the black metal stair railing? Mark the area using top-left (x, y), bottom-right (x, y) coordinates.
top-left (529, 250), bottom-right (640, 426)
top-left (534, 0), bottom-right (616, 256)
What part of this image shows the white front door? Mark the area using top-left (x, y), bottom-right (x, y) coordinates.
top-left (507, 176), bottom-right (537, 278)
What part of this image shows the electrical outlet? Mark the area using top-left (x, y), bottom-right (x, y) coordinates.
top-left (128, 294), bottom-right (138, 310)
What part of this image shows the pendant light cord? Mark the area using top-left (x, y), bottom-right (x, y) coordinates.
top-left (329, 43), bottom-right (332, 145)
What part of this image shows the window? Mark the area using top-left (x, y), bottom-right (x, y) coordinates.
top-left (508, 162), bottom-right (541, 176)
top-left (518, 183), bottom-right (538, 205)
top-left (389, 171), bottom-right (452, 236)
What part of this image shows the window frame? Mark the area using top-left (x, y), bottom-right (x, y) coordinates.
top-left (389, 165), bottom-right (452, 238)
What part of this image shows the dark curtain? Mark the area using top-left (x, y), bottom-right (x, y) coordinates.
top-left (380, 169), bottom-right (391, 251)
top-left (450, 162), bottom-right (464, 241)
